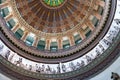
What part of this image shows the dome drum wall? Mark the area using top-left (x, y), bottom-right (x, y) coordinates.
top-left (0, 0), bottom-right (114, 63)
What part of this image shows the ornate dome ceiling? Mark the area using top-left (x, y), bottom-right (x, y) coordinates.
top-left (0, 0), bottom-right (109, 60)
top-left (15, 0), bottom-right (98, 37)
top-left (16, 0), bottom-right (93, 33)
top-left (0, 0), bottom-right (120, 80)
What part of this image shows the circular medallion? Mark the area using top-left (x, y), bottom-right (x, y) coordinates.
top-left (42, 0), bottom-right (65, 7)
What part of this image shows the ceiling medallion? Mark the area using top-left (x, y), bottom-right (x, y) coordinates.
top-left (43, 0), bottom-right (65, 7)
top-left (41, 0), bottom-right (67, 9)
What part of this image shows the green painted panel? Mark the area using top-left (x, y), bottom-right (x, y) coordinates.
top-left (6, 19), bottom-right (16, 29)
top-left (0, 7), bottom-right (9, 17)
top-left (85, 30), bottom-right (91, 37)
top-left (37, 40), bottom-right (45, 50)
top-left (91, 16), bottom-right (99, 27)
top-left (0, 0), bottom-right (6, 4)
top-left (14, 29), bottom-right (23, 39)
top-left (50, 42), bottom-right (58, 51)
top-left (25, 36), bottom-right (34, 46)
top-left (43, 0), bottom-right (64, 7)
top-left (98, 6), bottom-right (104, 15)
top-left (63, 40), bottom-right (70, 49)
top-left (63, 44), bottom-right (70, 49)
top-left (75, 38), bottom-right (82, 44)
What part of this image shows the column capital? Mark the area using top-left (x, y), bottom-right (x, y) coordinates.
top-left (21, 31), bottom-right (29, 41)
top-left (5, 13), bottom-right (13, 21)
top-left (86, 20), bottom-right (95, 31)
top-left (93, 10), bottom-right (101, 20)
top-left (45, 39), bottom-right (50, 50)
top-left (96, 0), bottom-right (105, 7)
top-left (57, 38), bottom-right (63, 49)
top-left (32, 37), bottom-right (39, 47)
top-left (0, 2), bottom-right (8, 9)
top-left (69, 35), bottom-right (75, 46)
top-left (11, 23), bottom-right (19, 33)
top-left (78, 29), bottom-right (86, 40)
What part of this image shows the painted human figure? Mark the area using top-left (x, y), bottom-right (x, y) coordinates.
top-left (8, 53), bottom-right (15, 62)
top-left (109, 30), bottom-right (118, 37)
top-left (57, 64), bottom-right (61, 73)
top-left (35, 64), bottom-right (39, 72)
top-left (29, 65), bottom-right (32, 71)
top-left (103, 39), bottom-right (111, 46)
top-left (5, 50), bottom-right (10, 59)
top-left (15, 57), bottom-right (22, 66)
top-left (80, 60), bottom-right (85, 67)
top-left (95, 48), bottom-right (101, 58)
top-left (62, 64), bottom-right (66, 73)
top-left (114, 19), bottom-right (120, 25)
top-left (69, 62), bottom-right (76, 71)
top-left (37, 67), bottom-right (41, 73)
top-left (114, 26), bottom-right (120, 31)
top-left (98, 44), bottom-right (105, 52)
top-left (41, 65), bottom-right (45, 72)
top-left (106, 34), bottom-right (114, 42)
top-left (76, 62), bottom-right (81, 69)
top-left (46, 65), bottom-right (52, 74)
top-left (85, 55), bottom-right (92, 63)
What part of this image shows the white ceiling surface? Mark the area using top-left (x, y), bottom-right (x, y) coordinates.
top-left (0, 74), bottom-right (11, 80)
